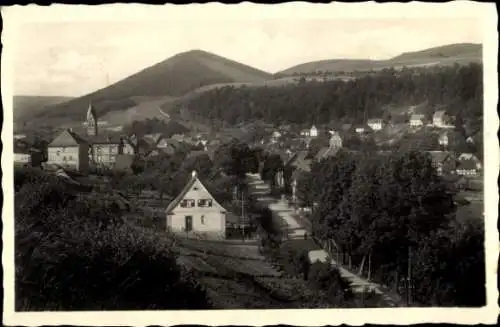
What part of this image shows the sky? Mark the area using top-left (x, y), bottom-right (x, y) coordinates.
top-left (8, 4), bottom-right (485, 97)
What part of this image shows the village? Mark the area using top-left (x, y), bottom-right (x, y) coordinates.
top-left (14, 100), bottom-right (484, 212)
top-left (9, 7), bottom-right (488, 310)
top-left (13, 93), bottom-right (484, 308)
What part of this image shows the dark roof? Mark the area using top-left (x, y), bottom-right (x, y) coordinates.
top-left (457, 159), bottom-right (478, 170)
top-left (165, 171), bottom-right (226, 214)
top-left (85, 133), bottom-right (123, 145)
top-left (49, 129), bottom-right (88, 147)
top-left (427, 151), bottom-right (455, 163)
top-left (187, 150), bottom-right (212, 161)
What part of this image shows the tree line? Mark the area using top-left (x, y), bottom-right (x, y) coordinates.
top-left (186, 63), bottom-right (482, 133)
top-left (295, 150), bottom-right (485, 306)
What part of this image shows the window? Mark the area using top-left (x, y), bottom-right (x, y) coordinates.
top-left (201, 215), bottom-right (205, 224)
top-left (69, 156), bottom-right (73, 160)
top-left (56, 151), bottom-right (61, 156)
top-left (198, 199), bottom-right (213, 207)
top-left (63, 156), bottom-right (67, 161)
top-left (180, 199), bottom-right (195, 208)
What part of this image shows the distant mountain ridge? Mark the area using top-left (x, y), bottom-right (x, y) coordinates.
top-left (278, 43), bottom-right (482, 75)
top-left (20, 43), bottom-right (482, 128)
top-left (32, 49), bottom-right (272, 122)
top-left (14, 95), bottom-right (75, 121)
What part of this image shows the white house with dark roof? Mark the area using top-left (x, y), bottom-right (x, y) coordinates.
top-left (165, 171), bottom-right (227, 239)
top-left (367, 118), bottom-right (385, 131)
top-left (433, 110), bottom-right (451, 128)
top-left (47, 129), bottom-right (90, 172)
top-left (456, 158), bottom-right (480, 176)
top-left (410, 114), bottom-right (426, 127)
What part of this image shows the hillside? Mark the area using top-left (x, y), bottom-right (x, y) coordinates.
top-left (13, 95), bottom-right (74, 121)
top-left (278, 43), bottom-right (482, 75)
top-left (30, 50), bottom-right (273, 124)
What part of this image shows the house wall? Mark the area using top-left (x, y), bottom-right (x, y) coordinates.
top-left (122, 143), bottom-right (135, 155)
top-left (14, 153), bottom-right (31, 164)
top-left (48, 146), bottom-right (81, 170)
top-left (438, 135), bottom-right (449, 146)
top-left (410, 120), bottom-right (424, 127)
top-left (167, 211), bottom-right (226, 239)
top-left (90, 143), bottom-right (121, 167)
top-left (368, 122), bottom-right (383, 130)
top-left (456, 169), bottom-right (477, 176)
top-left (310, 127), bottom-right (318, 137)
top-left (433, 112), bottom-right (451, 127)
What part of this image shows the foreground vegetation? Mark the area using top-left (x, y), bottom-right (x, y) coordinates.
top-left (295, 150), bottom-right (485, 306)
top-left (15, 168), bottom-right (210, 310)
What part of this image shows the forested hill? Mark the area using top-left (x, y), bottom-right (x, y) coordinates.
top-left (34, 50), bottom-right (272, 123)
top-left (278, 43), bottom-right (482, 75)
top-left (185, 63), bottom-right (483, 132)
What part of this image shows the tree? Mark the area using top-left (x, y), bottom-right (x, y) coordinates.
top-left (15, 168), bottom-right (211, 310)
top-left (261, 154), bottom-right (284, 191)
top-left (213, 139), bottom-right (257, 178)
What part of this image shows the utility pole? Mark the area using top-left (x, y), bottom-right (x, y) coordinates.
top-left (241, 192), bottom-right (245, 241)
top-left (407, 245), bottom-right (413, 306)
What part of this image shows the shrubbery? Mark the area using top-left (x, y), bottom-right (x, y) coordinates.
top-left (14, 168), bottom-right (211, 310)
top-left (297, 150), bottom-right (485, 306)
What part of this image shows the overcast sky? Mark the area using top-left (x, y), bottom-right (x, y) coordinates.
top-left (7, 4), bottom-right (485, 97)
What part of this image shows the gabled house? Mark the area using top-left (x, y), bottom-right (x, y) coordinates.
top-left (433, 110), bottom-right (451, 128)
top-left (458, 153), bottom-right (482, 170)
top-left (328, 131), bottom-right (343, 148)
top-left (300, 125), bottom-right (319, 138)
top-left (310, 125), bottom-right (318, 138)
top-left (47, 129), bottom-right (90, 172)
top-left (456, 158), bottom-right (480, 176)
top-left (86, 134), bottom-right (125, 167)
top-left (14, 144), bottom-right (31, 166)
top-left (438, 131), bottom-right (449, 147)
top-left (367, 118), bottom-right (385, 131)
top-left (353, 123), bottom-right (372, 134)
top-left (426, 151), bottom-right (457, 176)
top-left (410, 114), bottom-right (426, 127)
top-left (165, 171), bottom-right (227, 239)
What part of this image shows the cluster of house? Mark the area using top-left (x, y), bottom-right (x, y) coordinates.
top-left (409, 109), bottom-right (454, 128)
top-left (427, 151), bottom-right (482, 177)
top-left (13, 103), bottom-right (216, 174)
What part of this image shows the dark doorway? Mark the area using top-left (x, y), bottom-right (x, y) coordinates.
top-left (185, 215), bottom-right (193, 232)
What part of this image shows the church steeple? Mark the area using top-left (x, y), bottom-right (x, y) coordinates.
top-left (86, 101), bottom-right (98, 136)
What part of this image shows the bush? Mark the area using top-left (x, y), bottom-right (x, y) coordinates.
top-left (15, 172), bottom-right (211, 310)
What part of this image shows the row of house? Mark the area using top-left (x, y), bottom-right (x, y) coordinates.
top-left (15, 103), bottom-right (209, 173)
top-left (428, 151), bottom-right (483, 177)
top-left (409, 110), bottom-right (453, 128)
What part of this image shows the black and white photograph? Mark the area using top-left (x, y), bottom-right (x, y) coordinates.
top-left (2, 2), bottom-right (498, 326)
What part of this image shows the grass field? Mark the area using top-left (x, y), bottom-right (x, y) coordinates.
top-left (170, 237), bottom-right (328, 308)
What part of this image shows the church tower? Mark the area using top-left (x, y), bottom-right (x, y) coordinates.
top-left (86, 102), bottom-right (98, 136)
